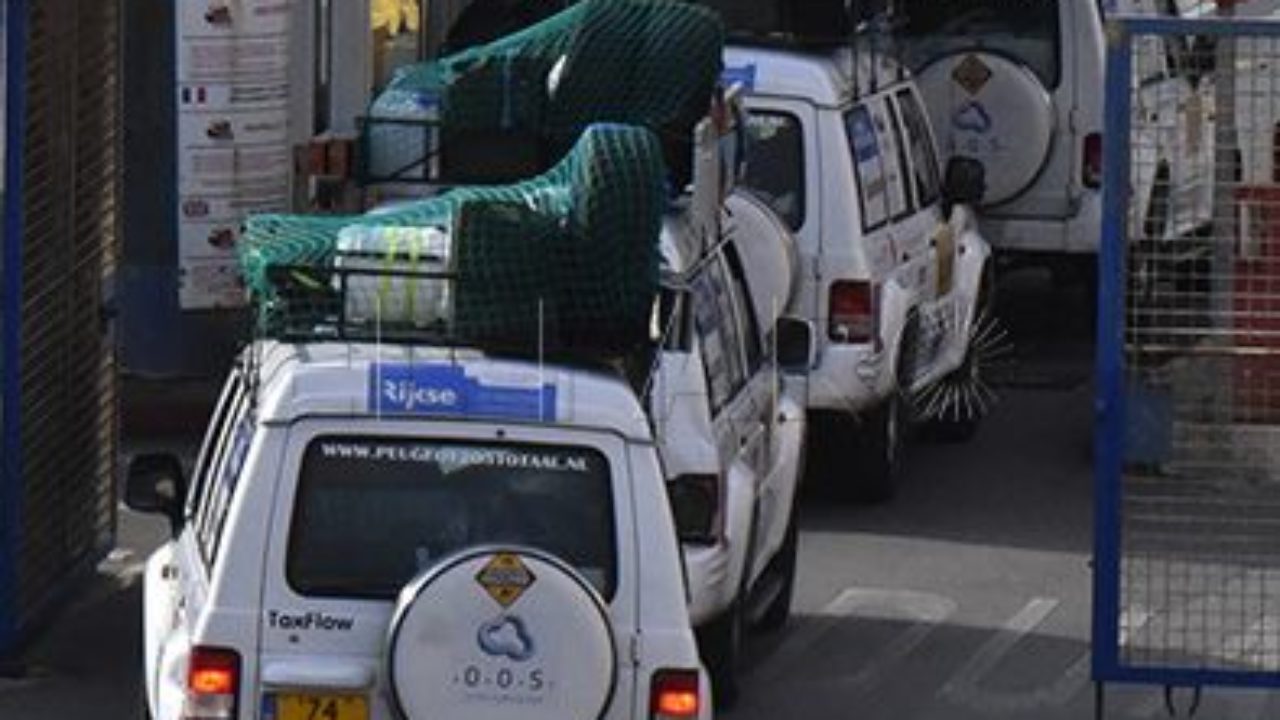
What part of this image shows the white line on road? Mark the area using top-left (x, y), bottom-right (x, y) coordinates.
top-left (752, 586), bottom-right (955, 694)
top-left (834, 589), bottom-right (956, 696)
top-left (939, 597), bottom-right (1092, 714)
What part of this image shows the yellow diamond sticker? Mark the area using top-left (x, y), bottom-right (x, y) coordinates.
top-left (475, 553), bottom-right (537, 608)
top-left (952, 54), bottom-right (993, 96)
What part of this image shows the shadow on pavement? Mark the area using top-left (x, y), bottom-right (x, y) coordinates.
top-left (0, 573), bottom-right (144, 719)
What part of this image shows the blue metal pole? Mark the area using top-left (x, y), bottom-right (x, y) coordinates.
top-left (0, 0), bottom-right (26, 657)
top-left (1093, 18), bottom-right (1134, 685)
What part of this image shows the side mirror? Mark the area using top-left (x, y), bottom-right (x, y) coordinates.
top-left (775, 317), bottom-right (815, 374)
top-left (943, 156), bottom-right (987, 211)
top-left (125, 453), bottom-right (186, 534)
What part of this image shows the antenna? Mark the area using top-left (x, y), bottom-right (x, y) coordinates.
top-left (538, 297), bottom-right (547, 421)
top-left (891, 0), bottom-right (907, 84)
top-left (375, 291), bottom-right (384, 420)
top-left (849, 0), bottom-right (862, 99)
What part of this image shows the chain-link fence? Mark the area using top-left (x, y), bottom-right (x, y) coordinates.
top-left (1097, 14), bottom-right (1280, 690)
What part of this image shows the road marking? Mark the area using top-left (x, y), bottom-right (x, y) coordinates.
top-left (753, 586), bottom-right (954, 694)
top-left (939, 597), bottom-right (1091, 714)
top-left (833, 589), bottom-right (956, 695)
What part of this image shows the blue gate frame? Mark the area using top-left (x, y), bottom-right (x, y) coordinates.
top-left (0, 0), bottom-right (29, 656)
top-left (1096, 14), bottom-right (1280, 691)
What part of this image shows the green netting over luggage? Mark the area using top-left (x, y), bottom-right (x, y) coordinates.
top-left (364, 0), bottom-right (724, 185)
top-left (240, 124), bottom-right (667, 355)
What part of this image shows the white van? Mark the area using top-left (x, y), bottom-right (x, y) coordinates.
top-left (129, 343), bottom-right (711, 720)
top-left (652, 190), bottom-right (810, 706)
top-left (725, 44), bottom-right (993, 501)
top-left (894, 0), bottom-right (1241, 280)
top-left (893, 0), bottom-right (1108, 268)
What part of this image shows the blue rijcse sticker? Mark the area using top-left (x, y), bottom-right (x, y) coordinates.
top-left (721, 64), bottom-right (757, 92)
top-left (370, 364), bottom-right (556, 422)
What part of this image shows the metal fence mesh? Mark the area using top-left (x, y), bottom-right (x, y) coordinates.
top-left (1119, 24), bottom-right (1280, 677)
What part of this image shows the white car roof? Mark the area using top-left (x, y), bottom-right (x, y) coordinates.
top-left (724, 44), bottom-right (909, 108)
top-left (247, 340), bottom-right (653, 442)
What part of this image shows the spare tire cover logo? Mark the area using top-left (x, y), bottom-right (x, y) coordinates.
top-left (476, 553), bottom-right (538, 608)
top-left (478, 615), bottom-right (537, 662)
top-left (952, 54), bottom-right (993, 96)
top-left (952, 101), bottom-right (993, 134)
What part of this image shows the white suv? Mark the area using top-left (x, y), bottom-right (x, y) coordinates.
top-left (891, 0), bottom-right (1106, 269)
top-left (725, 44), bottom-right (993, 501)
top-left (128, 343), bottom-right (710, 720)
top-left (652, 191), bottom-right (810, 706)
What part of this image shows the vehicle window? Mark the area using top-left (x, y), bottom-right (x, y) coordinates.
top-left (196, 414), bottom-right (255, 566)
top-left (897, 0), bottom-right (1062, 89)
top-left (656, 285), bottom-right (691, 353)
top-left (288, 438), bottom-right (617, 600)
top-left (722, 242), bottom-right (764, 374)
top-left (185, 371), bottom-right (242, 520)
top-left (875, 98), bottom-right (913, 220)
top-left (742, 111), bottom-right (805, 231)
top-left (896, 89), bottom-right (942, 208)
top-left (847, 105), bottom-right (890, 232)
top-left (691, 257), bottom-right (747, 413)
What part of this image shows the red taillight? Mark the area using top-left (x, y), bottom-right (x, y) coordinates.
top-left (1083, 133), bottom-right (1103, 189)
top-left (667, 473), bottom-right (722, 543)
top-left (651, 669), bottom-right (701, 719)
top-left (185, 646), bottom-right (240, 719)
top-left (828, 280), bottom-right (876, 346)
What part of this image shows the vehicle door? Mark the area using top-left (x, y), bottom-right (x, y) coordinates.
top-left (720, 241), bottom-right (792, 573)
top-left (739, 99), bottom-right (821, 337)
top-left (258, 423), bottom-right (638, 720)
top-left (689, 254), bottom-right (770, 583)
top-left (891, 87), bottom-right (968, 379)
top-left (145, 370), bottom-right (252, 719)
top-left (848, 97), bottom-right (936, 380)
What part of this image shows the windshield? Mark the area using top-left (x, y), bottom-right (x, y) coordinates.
top-left (288, 436), bottom-right (617, 600)
top-left (897, 0), bottom-right (1062, 88)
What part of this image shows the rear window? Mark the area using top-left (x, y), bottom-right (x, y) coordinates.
top-left (288, 437), bottom-right (617, 600)
top-left (897, 0), bottom-right (1062, 88)
top-left (742, 111), bottom-right (805, 231)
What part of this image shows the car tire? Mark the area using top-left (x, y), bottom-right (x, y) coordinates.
top-left (850, 391), bottom-right (904, 503)
top-left (699, 599), bottom-right (744, 710)
top-left (755, 509), bottom-right (798, 633)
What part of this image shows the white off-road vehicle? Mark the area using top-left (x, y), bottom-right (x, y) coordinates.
top-left (893, 0), bottom-right (1107, 270)
top-left (128, 343), bottom-right (711, 720)
top-left (650, 186), bottom-right (810, 706)
top-left (725, 43), bottom-right (994, 501)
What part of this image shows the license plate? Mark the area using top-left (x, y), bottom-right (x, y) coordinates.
top-left (272, 693), bottom-right (369, 720)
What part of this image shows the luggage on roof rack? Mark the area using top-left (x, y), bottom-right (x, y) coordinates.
top-left (362, 0), bottom-right (724, 188)
top-left (691, 0), bottom-right (893, 46)
top-left (241, 124), bottom-right (666, 357)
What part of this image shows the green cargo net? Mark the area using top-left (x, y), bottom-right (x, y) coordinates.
top-left (240, 124), bottom-right (667, 356)
top-left (363, 0), bottom-right (724, 185)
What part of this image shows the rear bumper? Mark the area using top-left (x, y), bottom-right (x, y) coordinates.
top-left (983, 191), bottom-right (1102, 255)
top-left (804, 343), bottom-right (889, 414)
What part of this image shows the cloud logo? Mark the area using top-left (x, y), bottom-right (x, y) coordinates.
top-left (952, 101), bottom-right (994, 134)
top-left (478, 615), bottom-right (536, 662)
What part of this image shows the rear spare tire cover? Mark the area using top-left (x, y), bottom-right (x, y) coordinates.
top-left (388, 547), bottom-right (616, 720)
top-left (916, 51), bottom-right (1055, 207)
